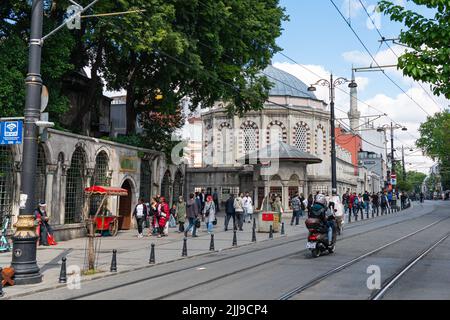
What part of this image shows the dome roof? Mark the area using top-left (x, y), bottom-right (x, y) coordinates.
top-left (263, 65), bottom-right (317, 100)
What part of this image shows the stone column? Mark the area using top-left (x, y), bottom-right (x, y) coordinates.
top-left (46, 164), bottom-right (57, 224)
top-left (281, 181), bottom-right (290, 211)
top-left (59, 164), bottom-right (68, 225)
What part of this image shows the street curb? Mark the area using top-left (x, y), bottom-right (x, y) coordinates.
top-left (0, 231), bottom-right (292, 300)
top-left (1, 204), bottom-right (422, 300)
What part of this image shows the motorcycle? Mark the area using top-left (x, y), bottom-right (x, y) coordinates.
top-left (305, 215), bottom-right (337, 258)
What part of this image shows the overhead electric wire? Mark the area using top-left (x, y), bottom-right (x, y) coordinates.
top-left (358, 0), bottom-right (445, 113)
top-left (329, 0), bottom-right (432, 118)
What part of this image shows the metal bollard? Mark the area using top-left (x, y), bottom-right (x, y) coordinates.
top-left (209, 234), bottom-right (215, 251)
top-left (232, 230), bottom-right (237, 246)
top-left (252, 226), bottom-right (257, 242)
top-left (269, 225), bottom-right (273, 239)
top-left (348, 213), bottom-right (351, 223)
top-left (253, 218), bottom-right (256, 230)
top-left (59, 257), bottom-right (67, 283)
top-left (182, 238), bottom-right (188, 257)
top-left (110, 249), bottom-right (117, 272)
top-left (0, 267), bottom-right (3, 297)
top-left (149, 243), bottom-right (155, 264)
top-left (281, 222), bottom-right (285, 235)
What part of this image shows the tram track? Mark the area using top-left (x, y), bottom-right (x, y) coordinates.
top-left (278, 216), bottom-right (450, 300)
top-left (66, 209), bottom-right (445, 300)
top-left (370, 232), bottom-right (450, 300)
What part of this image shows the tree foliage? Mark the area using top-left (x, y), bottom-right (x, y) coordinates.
top-left (1, 0), bottom-right (287, 154)
top-left (0, 0), bottom-right (74, 123)
top-left (378, 0), bottom-right (450, 98)
top-left (416, 110), bottom-right (450, 190)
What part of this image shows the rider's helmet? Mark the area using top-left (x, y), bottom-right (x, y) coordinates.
top-left (315, 193), bottom-right (327, 206)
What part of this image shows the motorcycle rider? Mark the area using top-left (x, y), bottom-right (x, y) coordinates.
top-left (311, 193), bottom-right (336, 246)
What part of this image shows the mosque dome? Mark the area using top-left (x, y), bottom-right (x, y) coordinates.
top-left (263, 65), bottom-right (317, 100)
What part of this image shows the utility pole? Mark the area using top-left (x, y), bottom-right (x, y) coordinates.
top-left (390, 122), bottom-right (395, 175)
top-left (402, 145), bottom-right (406, 182)
top-left (10, 0), bottom-right (43, 284)
top-left (308, 75), bottom-right (357, 196)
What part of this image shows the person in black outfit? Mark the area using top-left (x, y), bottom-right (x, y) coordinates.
top-left (371, 193), bottom-right (379, 216)
top-left (213, 188), bottom-right (220, 213)
top-left (224, 194), bottom-right (236, 231)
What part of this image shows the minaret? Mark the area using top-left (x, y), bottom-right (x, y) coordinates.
top-left (348, 68), bottom-right (360, 133)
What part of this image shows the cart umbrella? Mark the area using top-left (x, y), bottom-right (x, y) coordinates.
top-left (84, 186), bottom-right (128, 196)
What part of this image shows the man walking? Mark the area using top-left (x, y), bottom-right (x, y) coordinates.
top-left (290, 192), bottom-right (302, 226)
top-left (243, 192), bottom-right (253, 223)
top-left (132, 198), bottom-right (148, 238)
top-left (224, 194), bottom-right (236, 231)
top-left (363, 191), bottom-right (370, 219)
top-left (234, 193), bottom-right (245, 231)
top-left (185, 193), bottom-right (199, 237)
top-left (213, 188), bottom-right (220, 213)
top-left (371, 192), bottom-right (379, 216)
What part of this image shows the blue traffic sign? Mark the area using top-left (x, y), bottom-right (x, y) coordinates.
top-left (0, 121), bottom-right (23, 145)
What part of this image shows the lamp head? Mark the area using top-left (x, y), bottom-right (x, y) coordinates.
top-left (307, 85), bottom-right (317, 92)
top-left (348, 81), bottom-right (357, 88)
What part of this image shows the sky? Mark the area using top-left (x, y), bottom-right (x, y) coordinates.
top-left (270, 0), bottom-right (449, 174)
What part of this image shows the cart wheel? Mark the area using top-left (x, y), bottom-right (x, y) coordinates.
top-left (109, 219), bottom-right (119, 237)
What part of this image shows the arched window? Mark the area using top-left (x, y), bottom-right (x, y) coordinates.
top-left (294, 122), bottom-right (310, 152)
top-left (161, 170), bottom-right (171, 200)
top-left (173, 170), bottom-right (183, 202)
top-left (65, 147), bottom-right (87, 224)
top-left (35, 144), bottom-right (47, 206)
top-left (140, 159), bottom-right (152, 201)
top-left (0, 146), bottom-right (14, 226)
top-left (266, 120), bottom-right (287, 145)
top-left (217, 122), bottom-right (233, 165)
top-left (90, 151), bottom-right (109, 215)
top-left (240, 121), bottom-right (259, 156)
top-left (315, 125), bottom-right (326, 156)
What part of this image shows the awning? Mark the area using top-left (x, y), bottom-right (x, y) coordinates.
top-left (84, 186), bottom-right (128, 196)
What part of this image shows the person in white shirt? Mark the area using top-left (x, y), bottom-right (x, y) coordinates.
top-left (243, 192), bottom-right (254, 223)
top-left (133, 198), bottom-right (148, 238)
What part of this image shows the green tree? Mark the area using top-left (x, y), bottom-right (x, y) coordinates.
top-left (2, 0), bottom-right (287, 153)
top-left (0, 1), bottom-right (75, 124)
top-left (416, 110), bottom-right (450, 190)
top-left (378, 0), bottom-right (450, 98)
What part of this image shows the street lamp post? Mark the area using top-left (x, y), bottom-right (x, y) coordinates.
top-left (377, 123), bottom-right (407, 191)
top-left (308, 75), bottom-right (357, 195)
top-left (10, 0), bottom-right (44, 284)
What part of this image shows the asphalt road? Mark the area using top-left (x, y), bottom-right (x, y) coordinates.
top-left (20, 201), bottom-right (450, 300)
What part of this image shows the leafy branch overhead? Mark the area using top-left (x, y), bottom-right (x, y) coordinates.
top-left (1, 0), bottom-right (287, 152)
top-left (378, 0), bottom-right (450, 99)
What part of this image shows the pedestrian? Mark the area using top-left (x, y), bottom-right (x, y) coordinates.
top-left (357, 193), bottom-right (364, 219)
top-left (307, 194), bottom-right (314, 217)
top-left (224, 194), bottom-right (236, 231)
top-left (157, 196), bottom-right (169, 238)
top-left (149, 197), bottom-right (159, 236)
top-left (401, 191), bottom-right (407, 210)
top-left (234, 193), bottom-right (245, 231)
top-left (203, 195), bottom-right (216, 234)
top-left (169, 203), bottom-right (177, 228)
top-left (176, 196), bottom-right (186, 233)
top-left (371, 192), bottom-right (379, 216)
top-left (380, 191), bottom-right (388, 214)
top-left (290, 192), bottom-right (302, 226)
top-left (243, 192), bottom-right (254, 223)
top-left (213, 188), bottom-right (220, 213)
top-left (363, 191), bottom-right (370, 218)
top-left (132, 198), bottom-right (148, 238)
top-left (300, 193), bottom-right (306, 217)
top-left (34, 202), bottom-right (56, 246)
top-left (342, 190), bottom-right (350, 215)
top-left (185, 193), bottom-right (199, 237)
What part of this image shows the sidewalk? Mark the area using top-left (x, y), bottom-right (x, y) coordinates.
top-left (0, 213), bottom-right (309, 299)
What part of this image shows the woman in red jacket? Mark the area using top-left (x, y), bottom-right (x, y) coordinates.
top-left (157, 196), bottom-right (170, 238)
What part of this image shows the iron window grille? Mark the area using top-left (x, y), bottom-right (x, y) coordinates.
top-left (0, 146), bottom-right (14, 227)
top-left (90, 151), bottom-right (110, 215)
top-left (139, 160), bottom-right (152, 201)
top-left (34, 144), bottom-right (47, 207)
top-left (65, 147), bottom-right (87, 224)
